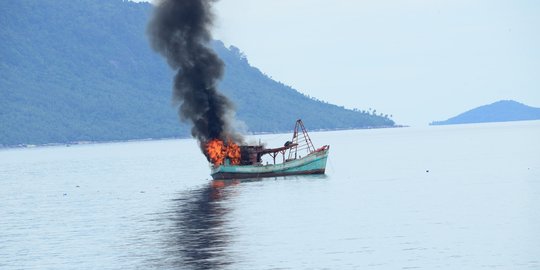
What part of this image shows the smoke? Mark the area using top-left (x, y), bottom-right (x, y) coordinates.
top-left (147, 0), bottom-right (243, 151)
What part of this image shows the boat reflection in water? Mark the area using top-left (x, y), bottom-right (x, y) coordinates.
top-left (158, 180), bottom-right (240, 270)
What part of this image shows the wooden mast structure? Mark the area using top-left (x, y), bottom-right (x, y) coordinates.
top-left (288, 119), bottom-right (315, 160)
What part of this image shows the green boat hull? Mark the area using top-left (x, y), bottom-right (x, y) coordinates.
top-left (211, 148), bottom-right (329, 180)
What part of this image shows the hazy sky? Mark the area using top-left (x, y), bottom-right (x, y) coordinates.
top-left (140, 0), bottom-right (540, 126)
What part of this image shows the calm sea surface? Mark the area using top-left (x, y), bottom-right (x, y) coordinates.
top-left (1, 121), bottom-right (539, 269)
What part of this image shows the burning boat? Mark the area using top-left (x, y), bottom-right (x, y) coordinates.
top-left (148, 2), bottom-right (329, 181)
top-left (206, 119), bottom-right (330, 180)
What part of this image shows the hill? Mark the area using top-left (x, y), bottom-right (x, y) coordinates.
top-left (0, 0), bottom-right (394, 146)
top-left (430, 100), bottom-right (540, 125)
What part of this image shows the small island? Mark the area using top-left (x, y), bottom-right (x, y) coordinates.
top-left (430, 100), bottom-right (540, 125)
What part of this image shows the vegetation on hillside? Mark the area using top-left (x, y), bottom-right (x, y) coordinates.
top-left (0, 0), bottom-right (394, 146)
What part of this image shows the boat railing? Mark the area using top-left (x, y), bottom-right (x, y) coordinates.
top-left (258, 143), bottom-right (298, 165)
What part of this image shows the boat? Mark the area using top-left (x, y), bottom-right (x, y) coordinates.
top-left (210, 119), bottom-right (330, 180)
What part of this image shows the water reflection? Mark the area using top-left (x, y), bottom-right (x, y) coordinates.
top-left (159, 181), bottom-right (239, 270)
top-left (156, 177), bottom-right (325, 269)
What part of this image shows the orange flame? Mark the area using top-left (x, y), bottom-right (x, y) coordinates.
top-left (226, 141), bottom-right (241, 165)
top-left (205, 139), bottom-right (241, 166)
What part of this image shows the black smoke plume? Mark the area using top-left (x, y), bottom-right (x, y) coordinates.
top-left (147, 0), bottom-right (243, 151)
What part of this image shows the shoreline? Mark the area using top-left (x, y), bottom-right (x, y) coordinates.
top-left (0, 125), bottom-right (405, 150)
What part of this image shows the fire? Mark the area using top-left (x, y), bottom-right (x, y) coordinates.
top-left (206, 139), bottom-right (225, 165)
top-left (226, 141), bottom-right (241, 165)
top-left (205, 139), bottom-right (241, 166)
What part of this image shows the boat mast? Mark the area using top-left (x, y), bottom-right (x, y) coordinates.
top-left (288, 119), bottom-right (316, 160)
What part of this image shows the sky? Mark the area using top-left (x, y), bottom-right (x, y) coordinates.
top-left (139, 0), bottom-right (540, 126)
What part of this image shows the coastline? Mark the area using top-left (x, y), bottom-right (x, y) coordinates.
top-left (0, 125), bottom-right (404, 150)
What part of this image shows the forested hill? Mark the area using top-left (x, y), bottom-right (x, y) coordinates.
top-left (0, 0), bottom-right (394, 146)
top-left (430, 100), bottom-right (540, 125)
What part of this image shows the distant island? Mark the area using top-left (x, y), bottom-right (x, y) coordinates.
top-left (0, 0), bottom-right (394, 147)
top-left (430, 100), bottom-right (540, 126)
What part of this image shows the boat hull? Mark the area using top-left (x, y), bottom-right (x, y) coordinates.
top-left (211, 148), bottom-right (329, 180)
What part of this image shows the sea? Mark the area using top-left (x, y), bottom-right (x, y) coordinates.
top-left (1, 121), bottom-right (539, 270)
